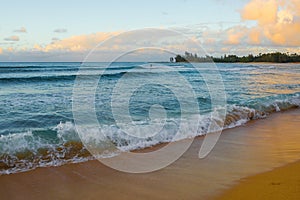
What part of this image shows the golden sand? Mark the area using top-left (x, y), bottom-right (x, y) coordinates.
top-left (216, 160), bottom-right (300, 200)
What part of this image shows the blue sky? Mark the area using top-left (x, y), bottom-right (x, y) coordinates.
top-left (1, 0), bottom-right (247, 43)
top-left (1, 0), bottom-right (299, 61)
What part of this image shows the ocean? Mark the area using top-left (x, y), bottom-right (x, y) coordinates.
top-left (0, 62), bottom-right (299, 174)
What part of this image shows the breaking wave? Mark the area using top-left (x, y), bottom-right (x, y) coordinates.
top-left (1, 95), bottom-right (299, 175)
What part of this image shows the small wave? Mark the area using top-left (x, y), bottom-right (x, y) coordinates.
top-left (0, 68), bottom-right (79, 73)
top-left (0, 69), bottom-right (176, 83)
top-left (1, 95), bottom-right (299, 175)
top-left (0, 75), bottom-right (77, 83)
top-left (0, 72), bottom-right (127, 83)
top-left (0, 124), bottom-right (92, 174)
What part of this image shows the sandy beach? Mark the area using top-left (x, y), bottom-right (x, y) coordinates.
top-left (0, 109), bottom-right (300, 200)
top-left (216, 160), bottom-right (300, 200)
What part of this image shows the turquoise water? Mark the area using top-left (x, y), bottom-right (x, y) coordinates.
top-left (0, 62), bottom-right (299, 174)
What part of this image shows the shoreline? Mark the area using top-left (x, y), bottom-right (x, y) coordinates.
top-left (215, 160), bottom-right (300, 200)
top-left (1, 105), bottom-right (297, 175)
top-left (0, 109), bottom-right (300, 199)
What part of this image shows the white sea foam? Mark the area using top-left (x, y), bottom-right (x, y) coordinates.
top-left (1, 95), bottom-right (300, 174)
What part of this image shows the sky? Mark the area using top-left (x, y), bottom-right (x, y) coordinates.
top-left (0, 0), bottom-right (300, 61)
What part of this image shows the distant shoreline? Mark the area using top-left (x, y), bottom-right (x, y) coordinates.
top-left (173, 52), bottom-right (300, 63)
top-left (174, 61), bottom-right (300, 64)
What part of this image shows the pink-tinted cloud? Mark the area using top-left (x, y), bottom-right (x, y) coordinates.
top-left (224, 26), bottom-right (248, 45)
top-left (42, 32), bottom-right (120, 52)
top-left (241, 0), bottom-right (278, 25)
top-left (226, 0), bottom-right (300, 46)
top-left (248, 28), bottom-right (261, 45)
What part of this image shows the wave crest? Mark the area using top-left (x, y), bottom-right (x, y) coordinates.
top-left (0, 95), bottom-right (299, 174)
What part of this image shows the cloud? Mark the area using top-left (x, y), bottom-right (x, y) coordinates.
top-left (0, 47), bottom-right (3, 54)
top-left (43, 31), bottom-right (120, 52)
top-left (4, 35), bottom-right (20, 41)
top-left (225, 0), bottom-right (300, 46)
top-left (2, 29), bottom-right (210, 61)
top-left (224, 26), bottom-right (248, 45)
top-left (248, 28), bottom-right (262, 44)
top-left (42, 29), bottom-right (186, 54)
top-left (2, 27), bottom-right (300, 61)
top-left (54, 28), bottom-right (67, 33)
top-left (33, 44), bottom-right (43, 51)
top-left (51, 37), bottom-right (60, 41)
top-left (14, 27), bottom-right (27, 33)
top-left (241, 0), bottom-right (278, 25)
top-left (6, 47), bottom-right (14, 52)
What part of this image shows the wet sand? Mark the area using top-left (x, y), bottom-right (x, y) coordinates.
top-left (0, 109), bottom-right (300, 200)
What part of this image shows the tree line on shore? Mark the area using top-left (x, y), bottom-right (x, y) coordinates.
top-left (172, 52), bottom-right (300, 63)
